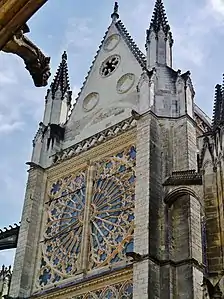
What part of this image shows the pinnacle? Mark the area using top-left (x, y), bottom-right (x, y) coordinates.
top-left (62, 51), bottom-right (67, 61)
top-left (212, 83), bottom-right (223, 128)
top-left (111, 2), bottom-right (119, 22)
top-left (149, 0), bottom-right (170, 34)
top-left (50, 51), bottom-right (71, 99)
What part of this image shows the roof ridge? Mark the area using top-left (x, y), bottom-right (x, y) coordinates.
top-left (66, 25), bottom-right (111, 122)
top-left (115, 20), bottom-right (146, 68)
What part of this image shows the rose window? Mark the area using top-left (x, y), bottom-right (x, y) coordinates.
top-left (100, 55), bottom-right (120, 77)
top-left (38, 146), bottom-right (136, 288)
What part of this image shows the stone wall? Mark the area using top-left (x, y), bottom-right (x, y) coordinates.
top-left (9, 166), bottom-right (47, 298)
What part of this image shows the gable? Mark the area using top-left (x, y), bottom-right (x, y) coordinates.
top-left (64, 21), bottom-right (145, 148)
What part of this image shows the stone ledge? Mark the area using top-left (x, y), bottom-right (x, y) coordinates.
top-left (163, 170), bottom-right (202, 186)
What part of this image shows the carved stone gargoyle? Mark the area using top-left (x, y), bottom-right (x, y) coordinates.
top-left (2, 24), bottom-right (51, 87)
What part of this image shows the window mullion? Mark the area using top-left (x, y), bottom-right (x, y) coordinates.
top-left (80, 164), bottom-right (95, 272)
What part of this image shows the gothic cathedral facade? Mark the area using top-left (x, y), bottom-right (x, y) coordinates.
top-left (7, 1), bottom-right (224, 298)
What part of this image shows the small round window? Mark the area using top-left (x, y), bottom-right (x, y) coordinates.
top-left (100, 55), bottom-right (120, 78)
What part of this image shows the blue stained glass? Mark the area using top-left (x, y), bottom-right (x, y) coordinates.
top-left (67, 200), bottom-right (74, 207)
top-left (118, 165), bottom-right (126, 172)
top-left (98, 212), bottom-right (107, 218)
top-left (46, 245), bottom-right (52, 253)
top-left (121, 283), bottom-right (133, 298)
top-left (96, 179), bottom-right (103, 188)
top-left (110, 254), bottom-right (120, 263)
top-left (115, 235), bottom-right (122, 243)
top-left (97, 235), bottom-right (103, 242)
top-left (71, 211), bottom-right (78, 217)
top-left (104, 289), bottom-right (116, 298)
top-left (51, 181), bottom-right (61, 195)
top-left (53, 257), bottom-right (59, 265)
top-left (106, 162), bottom-right (113, 169)
top-left (128, 146), bottom-right (136, 160)
top-left (128, 214), bottom-right (134, 221)
top-left (65, 264), bottom-right (72, 273)
top-left (61, 190), bottom-right (68, 196)
top-left (109, 216), bottom-right (118, 223)
top-left (46, 227), bottom-right (52, 235)
top-left (51, 208), bottom-right (57, 215)
top-left (39, 269), bottom-right (51, 286)
top-left (53, 274), bottom-right (61, 283)
top-left (128, 175), bottom-right (135, 184)
top-left (125, 241), bottom-right (134, 253)
top-left (99, 253), bottom-right (107, 261)
top-left (116, 151), bottom-right (124, 158)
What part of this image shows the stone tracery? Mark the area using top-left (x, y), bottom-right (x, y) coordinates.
top-left (71, 281), bottom-right (133, 299)
top-left (38, 145), bottom-right (136, 289)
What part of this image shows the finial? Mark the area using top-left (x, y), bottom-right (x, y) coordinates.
top-left (62, 51), bottom-right (67, 61)
top-left (111, 2), bottom-right (119, 22)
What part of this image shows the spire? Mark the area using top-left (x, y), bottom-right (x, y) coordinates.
top-left (43, 51), bottom-right (72, 126)
top-left (212, 84), bottom-right (222, 128)
top-left (111, 2), bottom-right (119, 22)
top-left (50, 51), bottom-right (71, 100)
top-left (149, 0), bottom-right (170, 34)
top-left (146, 0), bottom-right (173, 68)
top-left (212, 76), bottom-right (224, 129)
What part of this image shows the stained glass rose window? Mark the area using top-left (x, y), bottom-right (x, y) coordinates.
top-left (38, 145), bottom-right (136, 288)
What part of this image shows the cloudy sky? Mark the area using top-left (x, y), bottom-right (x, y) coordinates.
top-left (0, 0), bottom-right (224, 266)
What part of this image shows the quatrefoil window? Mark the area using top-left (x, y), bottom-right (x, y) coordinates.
top-left (100, 55), bottom-right (120, 77)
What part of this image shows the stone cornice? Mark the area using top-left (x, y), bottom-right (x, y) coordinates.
top-left (51, 117), bottom-right (137, 166)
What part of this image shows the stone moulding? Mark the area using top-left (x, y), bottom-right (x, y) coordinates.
top-left (31, 267), bottom-right (132, 299)
top-left (52, 116), bottom-right (137, 165)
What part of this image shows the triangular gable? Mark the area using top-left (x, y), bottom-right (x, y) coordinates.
top-left (64, 20), bottom-right (146, 147)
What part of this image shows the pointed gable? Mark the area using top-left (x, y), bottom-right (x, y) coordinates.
top-left (65, 5), bottom-right (146, 146)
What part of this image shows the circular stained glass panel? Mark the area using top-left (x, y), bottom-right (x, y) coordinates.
top-left (100, 55), bottom-right (120, 78)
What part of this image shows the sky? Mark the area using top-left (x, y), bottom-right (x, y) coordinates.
top-left (1, 0), bottom-right (224, 266)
